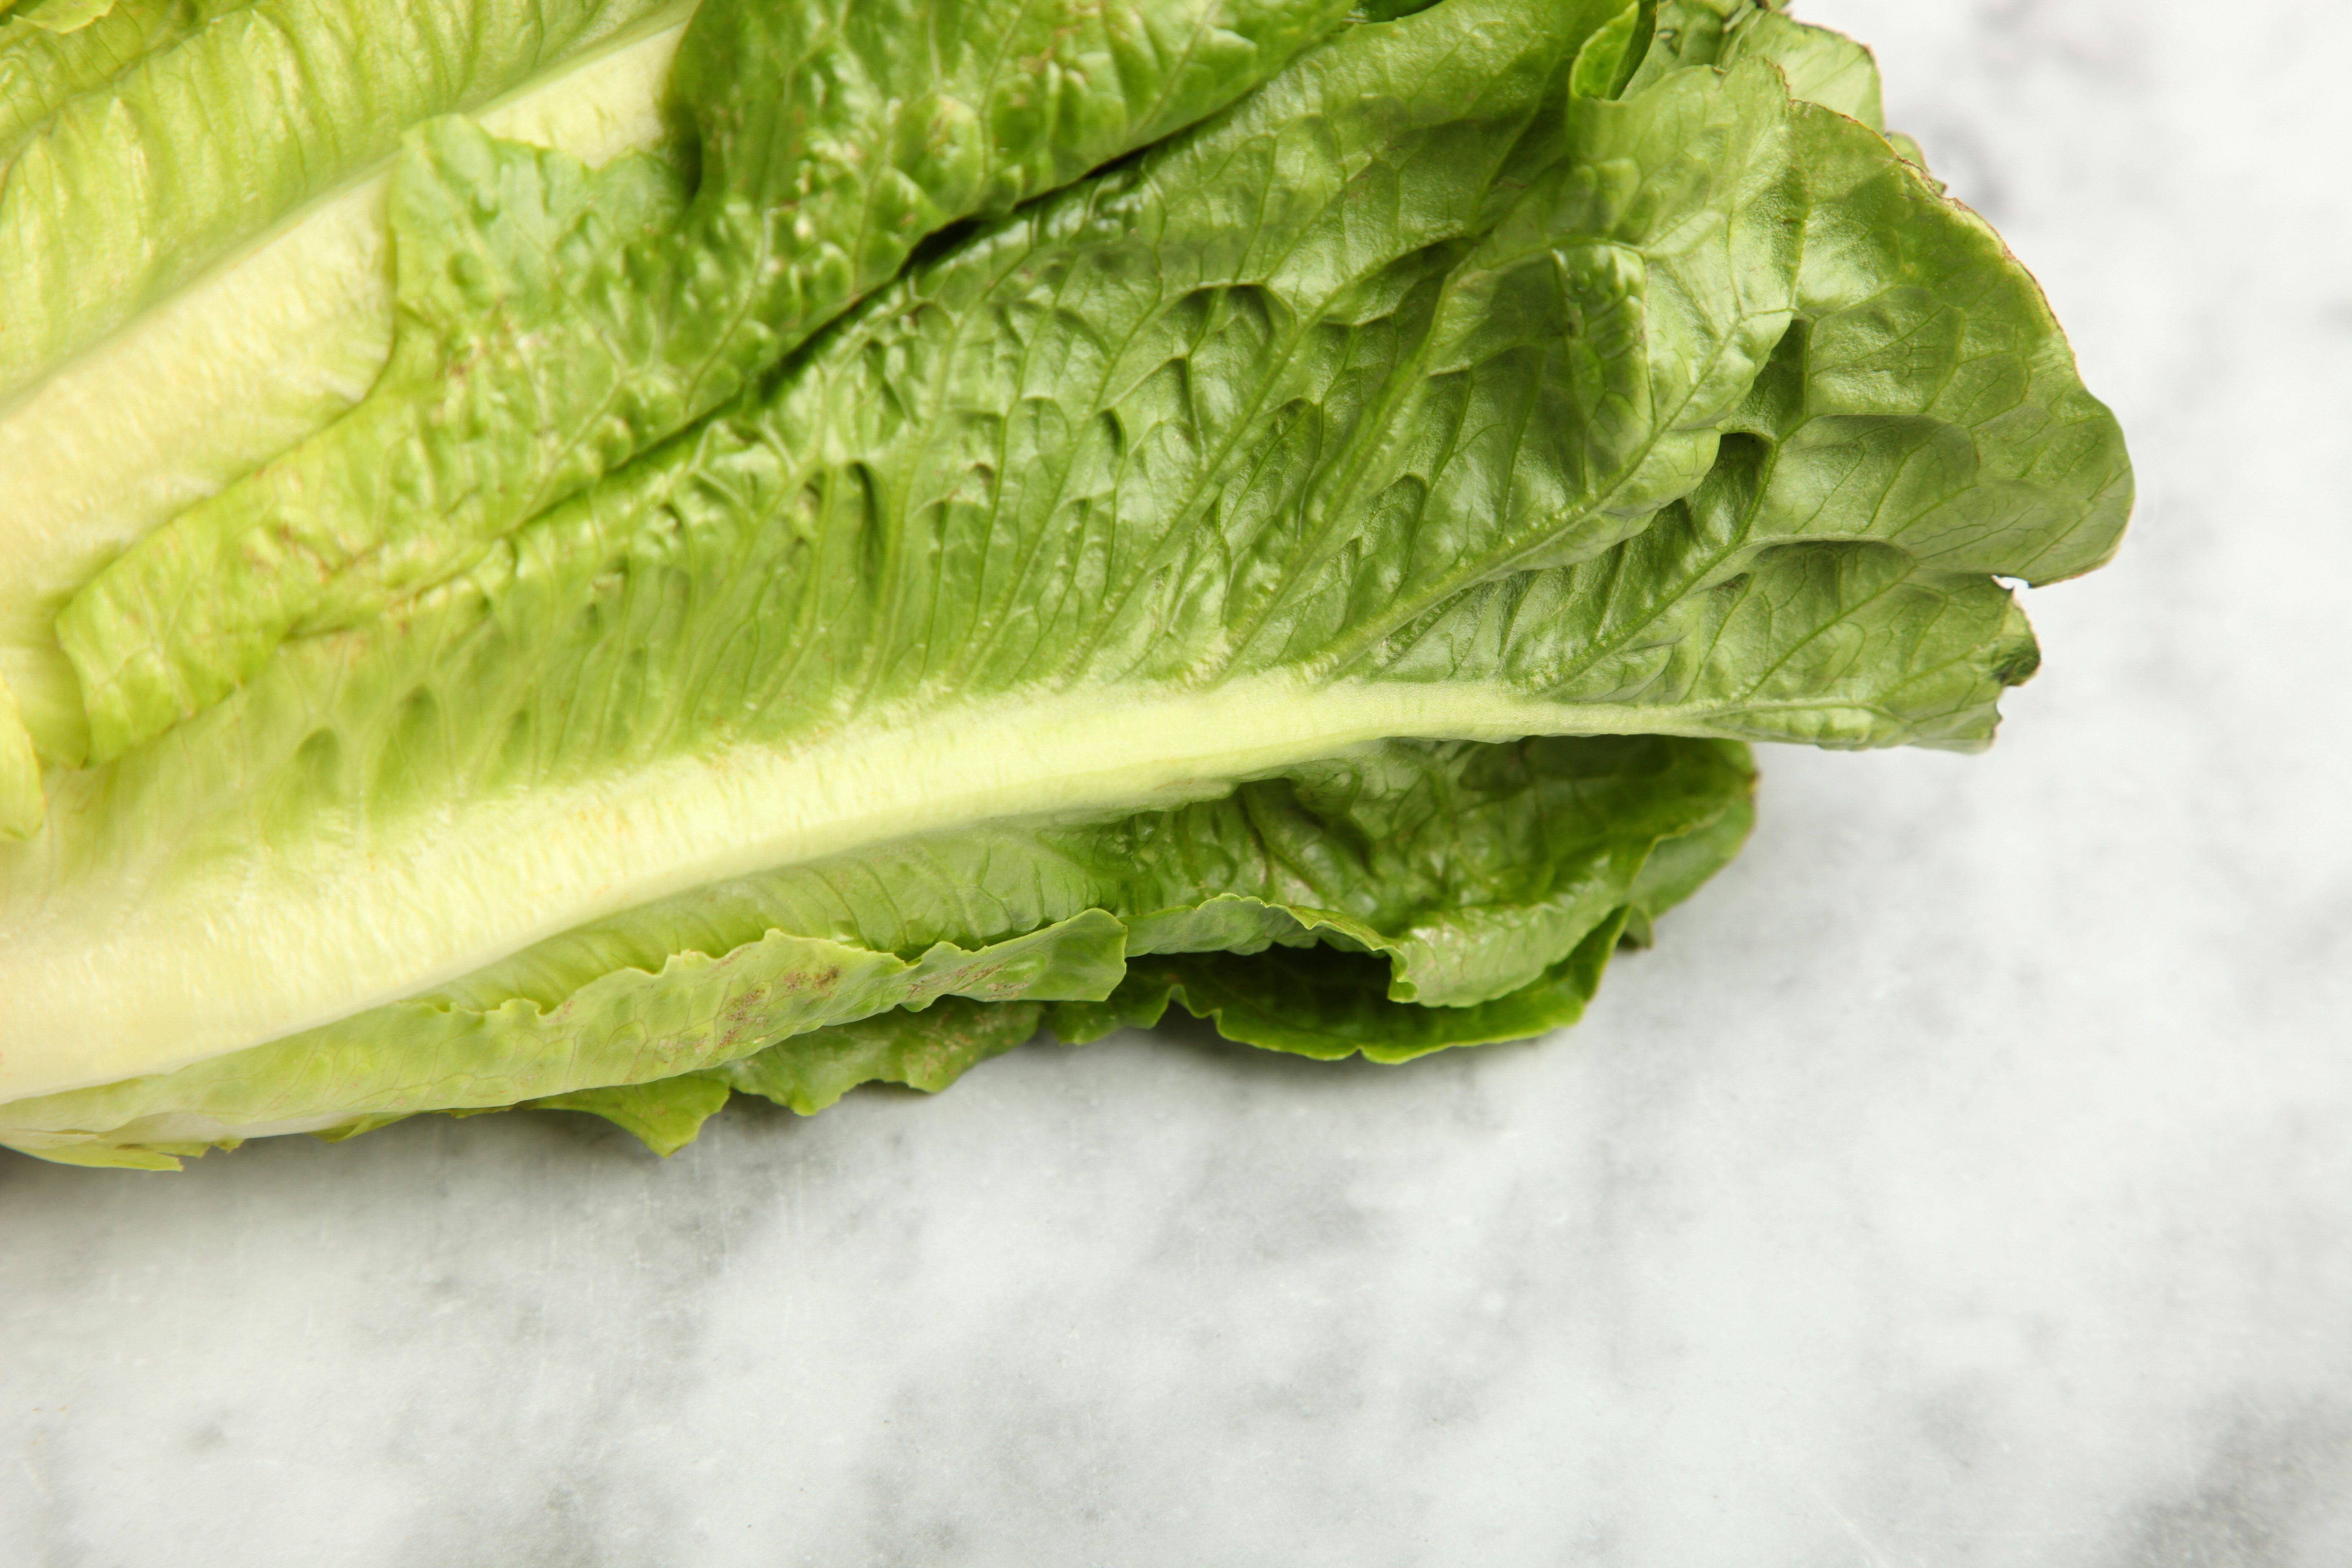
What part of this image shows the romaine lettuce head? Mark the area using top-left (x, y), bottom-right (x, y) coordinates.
top-left (0, 0), bottom-right (2130, 1168)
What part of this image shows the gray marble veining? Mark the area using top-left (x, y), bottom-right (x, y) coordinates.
top-left (6, 0), bottom-right (2350, 1562)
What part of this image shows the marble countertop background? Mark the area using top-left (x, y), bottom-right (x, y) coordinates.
top-left (7, 0), bottom-right (2349, 1562)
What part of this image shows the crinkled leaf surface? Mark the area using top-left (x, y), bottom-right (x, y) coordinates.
top-left (1, 735), bottom-right (1752, 1161)
top-left (0, 0), bottom-right (685, 400)
top-left (1, 0), bottom-right (2124, 1109)
top-left (706, 996), bottom-right (1050, 1119)
top-left (0, 0), bottom-right (2130, 1165)
top-left (1, 0), bottom-right (210, 142)
top-left (0, 17), bottom-right (694, 781)
top-left (59, 0), bottom-right (1363, 760)
top-left (1056, 916), bottom-right (1629, 1064)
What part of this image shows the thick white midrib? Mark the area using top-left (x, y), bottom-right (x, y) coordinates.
top-left (0, 15), bottom-right (694, 657)
top-left (0, 678), bottom-right (1668, 1104)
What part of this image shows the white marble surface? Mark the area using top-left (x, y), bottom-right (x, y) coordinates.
top-left (7, 1), bottom-right (2350, 1561)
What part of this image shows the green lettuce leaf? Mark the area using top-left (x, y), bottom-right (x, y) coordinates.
top-left (0, 0), bottom-right (688, 400)
top-left (59, 0), bottom-right (1367, 761)
top-left (0, 734), bottom-right (1753, 1163)
top-left (0, 0), bottom-right (116, 37)
top-left (1049, 755), bottom-right (1751, 1062)
top-left (0, 0), bottom-right (2131, 1168)
top-left (1627, 2), bottom-right (1885, 134)
top-left (1, 0), bottom-right (2123, 1109)
top-left (529, 1074), bottom-right (735, 1157)
top-left (321, 999), bottom-right (1052, 1156)
top-left (2, 0), bottom-right (210, 143)
top-left (707, 997), bottom-right (1049, 1119)
top-left (0, 16), bottom-right (695, 783)
top-left (1054, 920), bottom-right (1627, 1063)
top-left (436, 735), bottom-right (1749, 1153)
